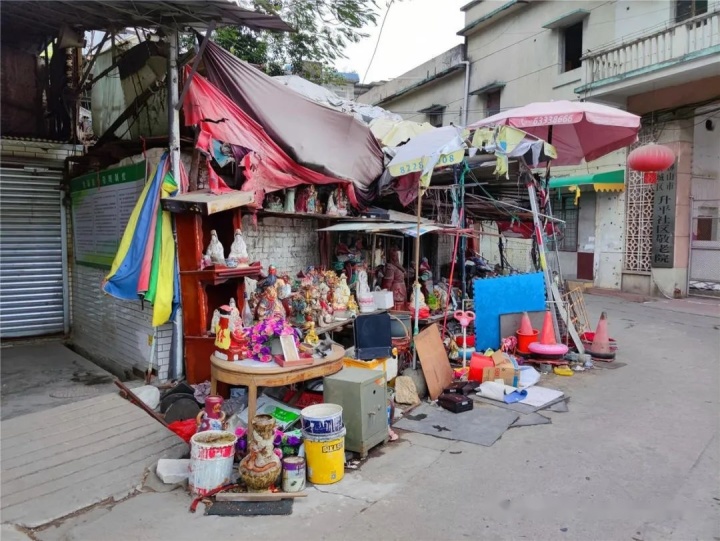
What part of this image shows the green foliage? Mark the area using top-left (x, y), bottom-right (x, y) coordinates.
top-left (208, 1), bottom-right (378, 84)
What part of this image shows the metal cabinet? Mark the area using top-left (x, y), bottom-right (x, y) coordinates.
top-left (323, 367), bottom-right (388, 458)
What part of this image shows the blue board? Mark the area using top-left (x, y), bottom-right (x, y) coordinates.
top-left (473, 272), bottom-right (546, 351)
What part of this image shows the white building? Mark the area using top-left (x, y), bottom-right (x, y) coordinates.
top-left (359, 0), bottom-right (720, 297)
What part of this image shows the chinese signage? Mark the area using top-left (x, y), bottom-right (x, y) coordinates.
top-left (651, 167), bottom-right (677, 268)
top-left (70, 162), bottom-right (146, 268)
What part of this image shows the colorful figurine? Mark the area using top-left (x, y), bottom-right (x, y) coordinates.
top-left (335, 185), bottom-right (349, 217)
top-left (382, 246), bottom-right (407, 307)
top-left (304, 321), bottom-right (320, 346)
top-left (306, 185), bottom-right (317, 213)
top-left (333, 272), bottom-right (351, 313)
top-left (255, 284), bottom-right (286, 320)
top-left (214, 306), bottom-right (233, 359)
top-left (257, 265), bottom-right (278, 291)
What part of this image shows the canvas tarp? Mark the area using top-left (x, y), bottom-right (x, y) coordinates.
top-left (182, 68), bottom-right (360, 206)
top-left (200, 39), bottom-right (384, 196)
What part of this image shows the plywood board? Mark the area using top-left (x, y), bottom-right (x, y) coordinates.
top-left (414, 324), bottom-right (453, 401)
top-left (161, 189), bottom-right (255, 215)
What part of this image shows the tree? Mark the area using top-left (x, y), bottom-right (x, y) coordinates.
top-left (212, 1), bottom-right (379, 84)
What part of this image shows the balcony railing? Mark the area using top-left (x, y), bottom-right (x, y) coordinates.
top-left (582, 9), bottom-right (720, 86)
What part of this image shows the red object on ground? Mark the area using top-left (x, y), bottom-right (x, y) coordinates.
top-left (590, 311), bottom-right (611, 354)
top-left (468, 353), bottom-right (494, 382)
top-left (456, 334), bottom-right (475, 348)
top-left (168, 419), bottom-right (197, 443)
top-left (282, 390), bottom-right (323, 408)
top-left (537, 311), bottom-right (557, 345)
top-left (516, 329), bottom-right (539, 354)
top-left (627, 143), bottom-right (675, 184)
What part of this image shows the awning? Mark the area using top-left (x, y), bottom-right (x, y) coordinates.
top-left (549, 169), bottom-right (626, 192)
top-left (318, 222), bottom-right (452, 236)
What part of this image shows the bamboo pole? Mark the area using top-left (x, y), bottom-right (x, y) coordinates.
top-left (411, 182), bottom-right (423, 370)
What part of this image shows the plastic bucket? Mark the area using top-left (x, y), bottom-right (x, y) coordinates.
top-left (455, 334), bottom-right (475, 348)
top-left (516, 329), bottom-right (539, 354)
top-left (303, 428), bottom-right (345, 485)
top-left (389, 313), bottom-right (411, 338)
top-left (189, 430), bottom-right (238, 496)
top-left (468, 353), bottom-right (494, 382)
top-left (300, 403), bottom-right (343, 436)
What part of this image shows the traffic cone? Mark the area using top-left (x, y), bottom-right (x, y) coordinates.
top-left (518, 312), bottom-right (534, 335)
top-left (590, 312), bottom-right (611, 354)
top-left (538, 311), bottom-right (556, 345)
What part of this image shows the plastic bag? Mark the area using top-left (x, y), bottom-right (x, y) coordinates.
top-left (167, 419), bottom-right (197, 443)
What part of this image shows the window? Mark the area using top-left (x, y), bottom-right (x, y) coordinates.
top-left (695, 207), bottom-right (718, 241)
top-left (549, 195), bottom-right (579, 252)
top-left (562, 21), bottom-right (583, 72)
top-left (675, 0), bottom-right (708, 22)
top-left (427, 111), bottom-right (444, 128)
top-left (486, 90), bottom-right (501, 117)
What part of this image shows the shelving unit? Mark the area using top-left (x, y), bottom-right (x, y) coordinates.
top-left (175, 207), bottom-right (261, 383)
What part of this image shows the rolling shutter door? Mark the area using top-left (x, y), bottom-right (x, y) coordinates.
top-left (0, 165), bottom-right (66, 337)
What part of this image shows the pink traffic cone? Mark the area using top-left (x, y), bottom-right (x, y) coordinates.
top-left (537, 311), bottom-right (556, 345)
top-left (518, 312), bottom-right (534, 335)
top-left (590, 312), bottom-right (611, 354)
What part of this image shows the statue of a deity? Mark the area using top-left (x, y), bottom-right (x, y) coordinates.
top-left (333, 273), bottom-right (351, 313)
top-left (254, 284), bottom-right (286, 320)
top-left (205, 230), bottom-right (225, 266)
top-left (228, 229), bottom-right (250, 267)
top-left (335, 185), bottom-right (349, 217)
top-left (381, 246), bottom-right (407, 307)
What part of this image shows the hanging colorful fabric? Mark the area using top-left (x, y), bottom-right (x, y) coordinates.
top-left (627, 143), bottom-right (675, 184)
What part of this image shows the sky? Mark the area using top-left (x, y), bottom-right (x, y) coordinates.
top-left (335, 0), bottom-right (467, 84)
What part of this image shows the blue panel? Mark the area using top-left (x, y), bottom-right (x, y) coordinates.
top-left (473, 273), bottom-right (546, 351)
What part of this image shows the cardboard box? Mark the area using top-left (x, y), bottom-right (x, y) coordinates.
top-left (372, 290), bottom-right (394, 309)
top-left (481, 351), bottom-right (520, 387)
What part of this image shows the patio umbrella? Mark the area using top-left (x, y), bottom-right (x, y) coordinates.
top-left (468, 100), bottom-right (640, 166)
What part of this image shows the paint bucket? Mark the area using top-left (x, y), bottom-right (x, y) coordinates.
top-left (300, 403), bottom-right (343, 436)
top-left (282, 456), bottom-right (306, 492)
top-left (468, 353), bottom-right (494, 382)
top-left (303, 428), bottom-right (346, 485)
top-left (189, 430), bottom-right (237, 496)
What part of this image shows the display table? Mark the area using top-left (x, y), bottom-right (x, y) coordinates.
top-left (210, 344), bottom-right (345, 441)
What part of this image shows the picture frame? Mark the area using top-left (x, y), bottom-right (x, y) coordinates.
top-left (280, 334), bottom-right (300, 362)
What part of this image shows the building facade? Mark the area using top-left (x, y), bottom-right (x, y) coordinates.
top-left (358, 0), bottom-right (720, 296)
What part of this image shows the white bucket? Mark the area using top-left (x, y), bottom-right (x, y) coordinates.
top-left (189, 430), bottom-right (237, 496)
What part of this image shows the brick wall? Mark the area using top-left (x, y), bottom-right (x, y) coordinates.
top-left (241, 215), bottom-right (321, 276)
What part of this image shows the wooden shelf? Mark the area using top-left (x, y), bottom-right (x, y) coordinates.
top-left (162, 189), bottom-right (255, 215)
top-left (256, 210), bottom-right (390, 222)
top-left (180, 264), bottom-right (263, 285)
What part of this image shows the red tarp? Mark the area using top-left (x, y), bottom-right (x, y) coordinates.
top-left (200, 39), bottom-right (383, 195)
top-left (183, 68), bottom-right (360, 206)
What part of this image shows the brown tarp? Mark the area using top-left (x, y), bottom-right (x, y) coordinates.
top-left (200, 39), bottom-right (384, 196)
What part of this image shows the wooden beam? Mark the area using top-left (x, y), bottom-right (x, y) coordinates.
top-left (79, 31), bottom-right (112, 90)
top-left (176, 22), bottom-right (216, 111)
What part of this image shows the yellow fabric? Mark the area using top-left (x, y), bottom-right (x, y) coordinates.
top-left (105, 172), bottom-right (153, 280)
top-left (594, 183), bottom-right (624, 192)
top-left (152, 173), bottom-right (178, 327)
top-left (370, 119), bottom-right (435, 147)
top-left (568, 185), bottom-right (581, 206)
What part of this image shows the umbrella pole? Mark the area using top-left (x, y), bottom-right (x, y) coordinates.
top-left (412, 183), bottom-right (423, 370)
top-left (543, 125), bottom-right (564, 286)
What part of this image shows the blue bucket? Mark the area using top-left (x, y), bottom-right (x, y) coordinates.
top-left (300, 403), bottom-right (343, 436)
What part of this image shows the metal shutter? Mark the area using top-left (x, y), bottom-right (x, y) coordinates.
top-left (0, 165), bottom-right (67, 337)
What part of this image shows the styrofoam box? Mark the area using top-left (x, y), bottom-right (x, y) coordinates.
top-left (372, 290), bottom-right (394, 309)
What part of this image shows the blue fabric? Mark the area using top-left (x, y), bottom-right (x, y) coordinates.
top-left (103, 155), bottom-right (167, 301)
top-left (504, 390), bottom-right (528, 404)
top-left (473, 272), bottom-right (546, 351)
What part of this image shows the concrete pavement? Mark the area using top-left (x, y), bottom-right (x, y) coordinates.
top-left (17, 295), bottom-right (720, 541)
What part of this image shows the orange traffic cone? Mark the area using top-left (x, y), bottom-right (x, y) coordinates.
top-left (538, 310), bottom-right (556, 345)
top-left (590, 312), bottom-right (611, 354)
top-left (518, 312), bottom-right (534, 335)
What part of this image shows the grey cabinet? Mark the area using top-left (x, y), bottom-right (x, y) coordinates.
top-left (323, 368), bottom-right (388, 458)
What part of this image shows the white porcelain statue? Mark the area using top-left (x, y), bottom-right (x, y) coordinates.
top-left (228, 228), bottom-right (249, 267)
top-left (205, 230), bottom-right (225, 265)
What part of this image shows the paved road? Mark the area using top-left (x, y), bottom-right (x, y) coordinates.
top-left (15, 295), bottom-right (720, 541)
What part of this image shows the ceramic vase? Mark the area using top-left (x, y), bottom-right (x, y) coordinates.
top-left (238, 414), bottom-right (282, 492)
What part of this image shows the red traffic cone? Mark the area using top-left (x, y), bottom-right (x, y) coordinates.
top-left (518, 312), bottom-right (534, 335)
top-left (590, 312), bottom-right (611, 354)
top-left (538, 311), bottom-right (556, 345)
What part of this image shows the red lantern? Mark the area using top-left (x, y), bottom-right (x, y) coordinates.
top-left (627, 143), bottom-right (675, 184)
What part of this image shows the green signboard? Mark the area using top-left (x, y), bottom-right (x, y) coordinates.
top-left (70, 161), bottom-right (147, 268)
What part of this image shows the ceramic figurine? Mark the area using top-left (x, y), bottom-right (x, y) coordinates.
top-left (242, 292), bottom-right (254, 328)
top-left (266, 194), bottom-right (284, 212)
top-left (214, 306), bottom-right (233, 360)
top-left (317, 276), bottom-right (330, 300)
top-left (290, 294), bottom-right (307, 326)
top-left (333, 273), bottom-right (351, 313)
top-left (306, 185), bottom-right (317, 213)
top-left (295, 187), bottom-right (308, 213)
top-left (205, 230), bottom-right (225, 266)
top-left (238, 414), bottom-right (282, 492)
top-left (255, 284), bottom-right (286, 320)
top-left (229, 298), bottom-right (241, 332)
top-left (210, 307), bottom-right (220, 335)
top-left (304, 321), bottom-right (320, 346)
top-left (356, 265), bottom-right (376, 313)
top-left (326, 193), bottom-right (338, 216)
top-left (320, 301), bottom-right (334, 325)
top-left (257, 265), bottom-right (278, 291)
top-left (196, 395), bottom-right (226, 432)
top-left (382, 246), bottom-right (407, 307)
top-left (347, 295), bottom-right (358, 317)
top-left (228, 229), bottom-right (250, 267)
top-left (410, 286), bottom-right (428, 312)
top-left (284, 188), bottom-right (296, 213)
top-left (419, 256), bottom-right (433, 296)
top-left (335, 185), bottom-right (349, 217)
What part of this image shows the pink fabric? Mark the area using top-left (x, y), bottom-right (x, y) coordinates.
top-left (469, 100), bottom-right (640, 166)
top-left (183, 69), bottom-right (359, 206)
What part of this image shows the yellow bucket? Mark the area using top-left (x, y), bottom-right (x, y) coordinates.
top-left (303, 428), bottom-right (345, 485)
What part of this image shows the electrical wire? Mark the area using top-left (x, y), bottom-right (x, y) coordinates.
top-left (362, 0), bottom-right (394, 84)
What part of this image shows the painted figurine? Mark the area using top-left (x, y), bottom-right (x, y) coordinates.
top-left (333, 273), bottom-right (351, 313)
top-left (214, 306), bottom-right (233, 359)
top-left (255, 284), bottom-right (286, 320)
top-left (228, 229), bottom-right (250, 267)
top-left (335, 185), bottom-right (349, 217)
top-left (306, 185), bottom-right (317, 213)
top-left (257, 265), bottom-right (278, 291)
top-left (228, 297), bottom-right (241, 332)
top-left (347, 295), bottom-right (358, 317)
top-left (304, 321), bottom-right (320, 346)
top-left (205, 230), bottom-right (225, 266)
top-left (196, 395), bottom-right (226, 432)
top-left (382, 246), bottom-right (407, 307)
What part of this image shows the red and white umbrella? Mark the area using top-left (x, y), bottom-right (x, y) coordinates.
top-left (469, 100), bottom-right (640, 166)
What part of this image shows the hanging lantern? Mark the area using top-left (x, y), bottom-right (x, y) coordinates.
top-left (627, 143), bottom-right (675, 184)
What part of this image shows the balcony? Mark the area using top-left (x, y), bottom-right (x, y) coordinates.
top-left (576, 9), bottom-right (720, 99)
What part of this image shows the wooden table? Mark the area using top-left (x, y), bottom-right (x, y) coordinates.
top-left (210, 344), bottom-right (345, 441)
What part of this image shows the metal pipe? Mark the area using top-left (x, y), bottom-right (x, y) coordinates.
top-left (60, 191), bottom-right (70, 336)
top-left (686, 195), bottom-right (694, 297)
top-left (176, 22), bottom-right (216, 110)
top-left (460, 61), bottom-right (470, 127)
top-left (167, 28), bottom-right (181, 186)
